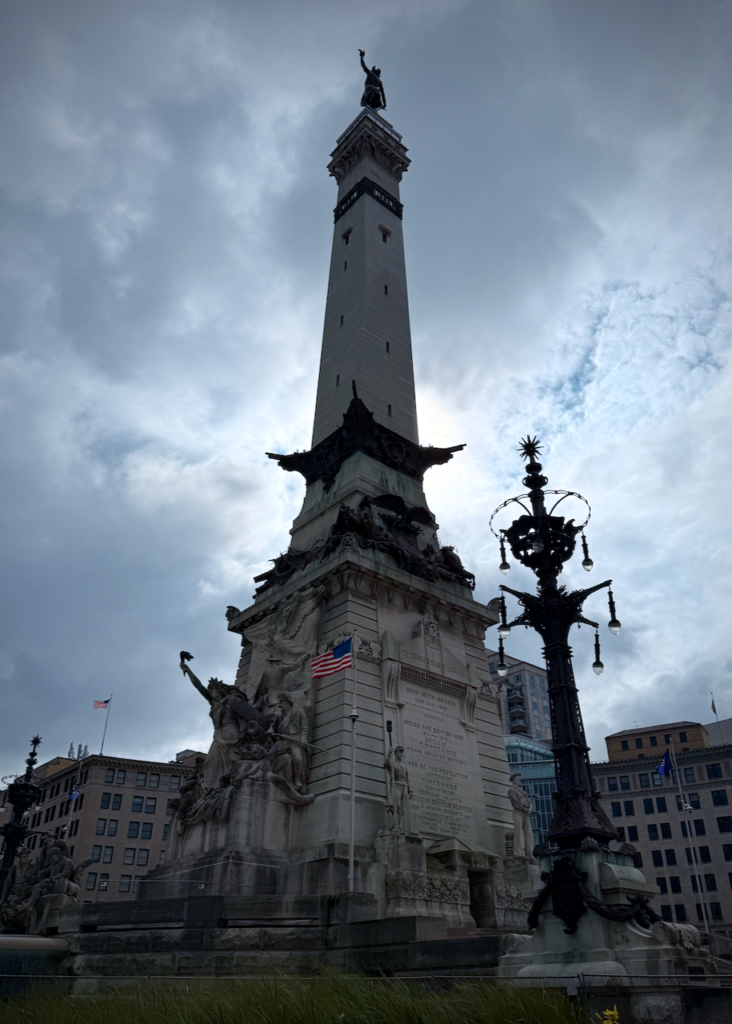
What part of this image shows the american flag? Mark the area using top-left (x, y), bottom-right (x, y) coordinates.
top-left (94, 699), bottom-right (110, 709)
top-left (311, 638), bottom-right (353, 678)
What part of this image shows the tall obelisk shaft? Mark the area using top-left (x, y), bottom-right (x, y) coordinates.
top-left (312, 109), bottom-right (418, 447)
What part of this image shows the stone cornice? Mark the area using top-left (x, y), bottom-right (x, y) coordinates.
top-left (328, 110), bottom-right (410, 185)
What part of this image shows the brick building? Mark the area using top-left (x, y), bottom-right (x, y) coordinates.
top-left (13, 751), bottom-right (201, 902)
top-left (593, 720), bottom-right (732, 940)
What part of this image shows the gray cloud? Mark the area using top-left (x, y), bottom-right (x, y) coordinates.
top-left (1, 0), bottom-right (731, 777)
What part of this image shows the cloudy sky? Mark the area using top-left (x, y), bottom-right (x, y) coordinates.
top-left (1, 0), bottom-right (731, 780)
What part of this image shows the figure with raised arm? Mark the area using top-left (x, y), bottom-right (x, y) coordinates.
top-left (359, 49), bottom-right (386, 111)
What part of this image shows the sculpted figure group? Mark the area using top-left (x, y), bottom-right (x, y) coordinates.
top-left (0, 836), bottom-right (92, 934)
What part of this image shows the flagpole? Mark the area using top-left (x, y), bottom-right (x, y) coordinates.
top-left (348, 632), bottom-right (359, 894)
top-left (669, 739), bottom-right (710, 932)
top-left (99, 694), bottom-right (113, 755)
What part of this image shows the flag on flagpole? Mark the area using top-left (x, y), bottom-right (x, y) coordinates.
top-left (69, 786), bottom-right (80, 801)
top-left (94, 699), bottom-right (110, 709)
top-left (712, 696), bottom-right (717, 715)
top-left (311, 637), bottom-right (353, 678)
top-left (656, 749), bottom-right (673, 776)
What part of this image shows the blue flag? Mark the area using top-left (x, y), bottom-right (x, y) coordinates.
top-left (69, 787), bottom-right (79, 801)
top-left (656, 749), bottom-right (673, 776)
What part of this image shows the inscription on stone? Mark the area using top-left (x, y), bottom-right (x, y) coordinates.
top-left (402, 681), bottom-right (476, 840)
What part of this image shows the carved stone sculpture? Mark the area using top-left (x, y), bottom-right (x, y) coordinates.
top-left (385, 745), bottom-right (412, 831)
top-left (180, 659), bottom-right (271, 790)
top-left (508, 773), bottom-right (534, 859)
top-left (0, 838), bottom-right (93, 934)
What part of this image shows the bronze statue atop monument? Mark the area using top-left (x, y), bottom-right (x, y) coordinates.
top-left (359, 49), bottom-right (386, 110)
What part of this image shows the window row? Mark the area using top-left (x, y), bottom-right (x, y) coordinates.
top-left (104, 769), bottom-right (181, 790)
top-left (619, 731), bottom-right (688, 753)
top-left (100, 794), bottom-right (158, 813)
top-left (41, 770), bottom-right (90, 803)
top-left (658, 902), bottom-right (724, 923)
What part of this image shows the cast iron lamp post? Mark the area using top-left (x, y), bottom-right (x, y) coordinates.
top-left (0, 736), bottom-right (42, 896)
top-left (491, 438), bottom-right (620, 850)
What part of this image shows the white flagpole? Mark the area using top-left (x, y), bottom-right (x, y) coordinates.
top-left (99, 694), bottom-right (113, 755)
top-left (669, 739), bottom-right (710, 931)
top-left (348, 632), bottom-right (359, 893)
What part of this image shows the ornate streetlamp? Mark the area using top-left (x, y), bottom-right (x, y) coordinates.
top-left (0, 736), bottom-right (42, 895)
top-left (490, 438), bottom-right (620, 849)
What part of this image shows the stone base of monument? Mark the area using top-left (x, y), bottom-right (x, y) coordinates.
top-left (497, 847), bottom-right (731, 1024)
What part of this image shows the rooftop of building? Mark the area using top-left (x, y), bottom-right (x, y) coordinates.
top-left (591, 741), bottom-right (732, 769)
top-left (605, 721), bottom-right (699, 739)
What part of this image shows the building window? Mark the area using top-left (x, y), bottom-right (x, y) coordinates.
top-left (717, 817), bottom-right (732, 834)
top-left (684, 768), bottom-right (696, 783)
top-left (686, 848), bottom-right (696, 865)
top-left (661, 905), bottom-right (673, 922)
top-left (342, 228), bottom-right (351, 245)
top-left (707, 764), bottom-right (723, 780)
top-left (388, 405), bottom-right (392, 416)
top-left (723, 845), bottom-right (732, 862)
top-left (91, 845), bottom-right (102, 862)
top-left (674, 905), bottom-right (687, 923)
top-left (131, 797), bottom-right (143, 813)
top-left (159, 850), bottom-right (166, 865)
top-left (86, 873), bottom-right (97, 890)
top-left (119, 875), bottom-right (132, 893)
top-left (661, 823), bottom-right (672, 839)
top-left (112, 794), bottom-right (122, 811)
top-left (101, 793), bottom-right (111, 809)
top-left (141, 823), bottom-right (153, 840)
top-left (384, 284), bottom-right (388, 295)
top-left (137, 850), bottom-right (149, 866)
top-left (691, 875), bottom-right (699, 892)
top-left (340, 315), bottom-right (344, 326)
top-left (135, 773), bottom-right (147, 788)
top-left (169, 776), bottom-right (181, 791)
top-left (96, 819), bottom-right (106, 835)
top-left (627, 826), bottom-right (639, 843)
top-left (665, 850), bottom-right (677, 866)
top-left (382, 231), bottom-right (388, 243)
top-left (162, 823), bottom-right (170, 841)
top-left (729, 872), bottom-right (732, 888)
top-left (650, 736), bottom-right (658, 747)
top-left (635, 738), bottom-right (643, 749)
top-left (643, 799), bottom-right (654, 814)
top-left (148, 774), bottom-right (160, 789)
top-left (711, 902), bottom-right (723, 921)
top-left (386, 342), bottom-right (390, 353)
top-left (670, 877), bottom-right (682, 894)
top-left (128, 822), bottom-right (140, 839)
top-left (639, 774), bottom-right (650, 788)
top-left (681, 822), bottom-right (688, 837)
top-left (624, 801), bottom-right (635, 816)
top-left (652, 851), bottom-right (663, 868)
top-left (166, 800), bottom-right (175, 816)
top-left (611, 802), bottom-right (622, 818)
top-left (700, 847), bottom-right (712, 863)
top-left (123, 848), bottom-right (135, 865)
top-left (656, 797), bottom-right (667, 813)
top-left (102, 847), bottom-right (113, 864)
top-left (607, 778), bottom-right (618, 792)
top-left (344, 261), bottom-right (347, 270)
top-left (621, 741), bottom-right (629, 751)
top-left (615, 827), bottom-right (625, 841)
top-left (98, 873), bottom-right (109, 891)
top-left (657, 877), bottom-right (668, 894)
top-left (107, 820), bottom-right (118, 837)
top-left (713, 791), bottom-right (729, 807)
top-left (705, 873), bottom-right (717, 892)
top-left (688, 793), bottom-right (701, 809)
top-left (652, 773), bottom-right (663, 786)
top-left (664, 734), bottom-right (671, 743)
top-left (620, 777), bottom-right (631, 791)
top-left (679, 732), bottom-right (688, 743)
top-left (648, 824), bottom-right (659, 841)
top-left (695, 904), bottom-right (704, 922)
top-left (632, 853), bottom-right (643, 869)
top-left (105, 769), bottom-right (115, 784)
top-left (144, 798), bottom-right (157, 814)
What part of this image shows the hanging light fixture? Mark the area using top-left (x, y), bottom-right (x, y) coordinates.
top-left (581, 533), bottom-right (593, 572)
top-left (593, 630), bottom-right (604, 675)
top-left (608, 588), bottom-right (621, 635)
top-left (499, 534), bottom-right (510, 575)
top-left (497, 594), bottom-right (511, 639)
top-left (497, 637), bottom-right (508, 677)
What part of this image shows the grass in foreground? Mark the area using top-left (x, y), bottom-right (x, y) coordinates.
top-left (1, 972), bottom-right (585, 1024)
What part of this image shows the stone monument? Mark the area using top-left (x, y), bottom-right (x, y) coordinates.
top-left (140, 57), bottom-right (515, 933)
